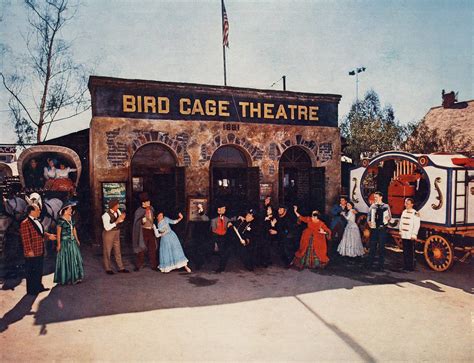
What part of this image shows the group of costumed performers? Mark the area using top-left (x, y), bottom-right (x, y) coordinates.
top-left (206, 195), bottom-right (331, 273)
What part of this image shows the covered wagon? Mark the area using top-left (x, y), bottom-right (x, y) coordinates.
top-left (350, 151), bottom-right (474, 271)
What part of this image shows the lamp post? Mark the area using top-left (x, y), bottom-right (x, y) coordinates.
top-left (348, 67), bottom-right (366, 106)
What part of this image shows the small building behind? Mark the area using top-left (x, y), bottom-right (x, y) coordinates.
top-left (420, 91), bottom-right (474, 154)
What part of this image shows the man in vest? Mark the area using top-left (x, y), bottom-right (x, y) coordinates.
top-left (399, 198), bottom-right (421, 271)
top-left (365, 191), bottom-right (392, 271)
top-left (101, 199), bottom-right (130, 274)
top-left (211, 203), bottom-right (234, 273)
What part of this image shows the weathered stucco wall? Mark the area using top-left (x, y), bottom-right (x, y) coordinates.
top-left (90, 117), bottom-right (341, 234)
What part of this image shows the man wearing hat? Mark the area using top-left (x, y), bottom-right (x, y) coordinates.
top-left (132, 192), bottom-right (157, 271)
top-left (101, 199), bottom-right (129, 274)
top-left (234, 209), bottom-right (258, 271)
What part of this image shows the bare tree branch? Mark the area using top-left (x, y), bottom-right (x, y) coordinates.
top-left (1, 0), bottom-right (90, 144)
top-left (0, 72), bottom-right (38, 126)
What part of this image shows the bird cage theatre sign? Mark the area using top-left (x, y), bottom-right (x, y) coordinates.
top-left (88, 76), bottom-right (341, 237)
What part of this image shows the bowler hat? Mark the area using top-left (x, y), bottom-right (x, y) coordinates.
top-left (108, 198), bottom-right (119, 209)
top-left (216, 201), bottom-right (226, 209)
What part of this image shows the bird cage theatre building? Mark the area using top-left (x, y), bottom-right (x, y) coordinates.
top-left (88, 76), bottom-right (342, 238)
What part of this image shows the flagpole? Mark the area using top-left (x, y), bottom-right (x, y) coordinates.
top-left (221, 0), bottom-right (227, 86)
top-left (223, 43), bottom-right (227, 87)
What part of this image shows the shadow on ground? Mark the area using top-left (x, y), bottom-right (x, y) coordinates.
top-left (1, 244), bottom-right (472, 332)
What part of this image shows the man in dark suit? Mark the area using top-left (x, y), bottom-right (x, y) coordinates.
top-left (19, 204), bottom-right (56, 295)
top-left (236, 209), bottom-right (258, 271)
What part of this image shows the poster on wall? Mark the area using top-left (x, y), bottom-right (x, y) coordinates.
top-left (187, 197), bottom-right (209, 222)
top-left (132, 177), bottom-right (143, 192)
top-left (102, 182), bottom-right (127, 212)
top-left (259, 183), bottom-right (273, 201)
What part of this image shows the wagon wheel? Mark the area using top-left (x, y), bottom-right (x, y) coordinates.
top-left (357, 214), bottom-right (370, 247)
top-left (423, 235), bottom-right (454, 272)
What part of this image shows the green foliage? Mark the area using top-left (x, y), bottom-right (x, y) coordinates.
top-left (340, 89), bottom-right (406, 163)
top-left (402, 119), bottom-right (473, 154)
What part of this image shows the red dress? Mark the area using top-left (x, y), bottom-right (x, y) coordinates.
top-left (293, 217), bottom-right (331, 267)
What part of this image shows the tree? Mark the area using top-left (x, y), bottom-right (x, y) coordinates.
top-left (0, 0), bottom-right (90, 145)
top-left (402, 119), bottom-right (473, 154)
top-left (340, 89), bottom-right (405, 163)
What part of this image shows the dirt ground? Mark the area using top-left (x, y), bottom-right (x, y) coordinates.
top-left (1, 245), bottom-right (473, 362)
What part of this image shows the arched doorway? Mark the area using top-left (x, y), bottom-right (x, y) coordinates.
top-left (130, 143), bottom-right (185, 215)
top-left (279, 146), bottom-right (325, 213)
top-left (210, 146), bottom-right (259, 216)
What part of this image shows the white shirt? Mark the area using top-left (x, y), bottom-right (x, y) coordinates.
top-left (399, 209), bottom-right (421, 239)
top-left (44, 167), bottom-right (57, 180)
top-left (102, 209), bottom-right (121, 231)
top-left (56, 167), bottom-right (77, 178)
top-left (29, 216), bottom-right (44, 234)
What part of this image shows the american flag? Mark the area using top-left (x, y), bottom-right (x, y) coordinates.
top-left (222, 0), bottom-right (229, 48)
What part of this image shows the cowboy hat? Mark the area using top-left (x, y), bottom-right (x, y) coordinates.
top-left (25, 192), bottom-right (42, 210)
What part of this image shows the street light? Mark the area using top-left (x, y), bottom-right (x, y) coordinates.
top-left (348, 67), bottom-right (366, 106)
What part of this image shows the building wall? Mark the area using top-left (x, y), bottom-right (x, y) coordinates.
top-left (90, 117), bottom-right (341, 240)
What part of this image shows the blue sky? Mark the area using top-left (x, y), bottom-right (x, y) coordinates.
top-left (0, 0), bottom-right (472, 142)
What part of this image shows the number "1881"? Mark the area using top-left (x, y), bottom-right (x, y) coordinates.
top-left (222, 123), bottom-right (240, 131)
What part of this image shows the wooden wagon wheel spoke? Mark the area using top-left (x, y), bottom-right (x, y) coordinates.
top-left (423, 235), bottom-right (454, 272)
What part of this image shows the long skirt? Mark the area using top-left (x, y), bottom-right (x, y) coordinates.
top-left (159, 230), bottom-right (188, 272)
top-left (337, 223), bottom-right (365, 257)
top-left (54, 239), bottom-right (84, 285)
top-left (292, 237), bottom-right (320, 269)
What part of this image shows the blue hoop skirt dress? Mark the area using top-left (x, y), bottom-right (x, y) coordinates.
top-left (154, 217), bottom-right (188, 272)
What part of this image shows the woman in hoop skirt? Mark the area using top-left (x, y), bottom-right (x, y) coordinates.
top-left (337, 201), bottom-right (365, 258)
top-left (153, 211), bottom-right (192, 273)
top-left (54, 201), bottom-right (84, 285)
top-left (291, 206), bottom-right (331, 269)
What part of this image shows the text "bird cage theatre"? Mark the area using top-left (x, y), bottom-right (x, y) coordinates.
top-left (88, 76), bottom-right (342, 241)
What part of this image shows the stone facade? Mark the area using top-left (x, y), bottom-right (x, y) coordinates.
top-left (89, 76), bottom-right (342, 242)
top-left (91, 118), bottom-right (340, 227)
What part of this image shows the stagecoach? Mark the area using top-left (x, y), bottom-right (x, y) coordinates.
top-left (0, 145), bottom-right (82, 260)
top-left (350, 151), bottom-right (474, 272)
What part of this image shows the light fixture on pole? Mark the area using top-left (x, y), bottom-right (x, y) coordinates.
top-left (270, 75), bottom-right (287, 91)
top-left (348, 67), bottom-right (366, 105)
